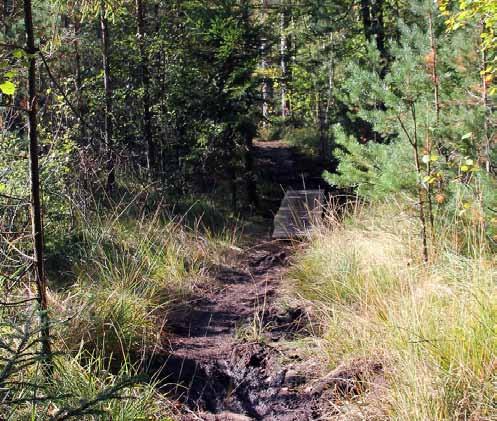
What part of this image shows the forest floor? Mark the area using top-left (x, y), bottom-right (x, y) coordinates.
top-left (148, 141), bottom-right (385, 420)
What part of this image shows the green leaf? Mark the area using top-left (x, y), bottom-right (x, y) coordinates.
top-left (13, 49), bottom-right (24, 59)
top-left (461, 132), bottom-right (473, 140)
top-left (461, 165), bottom-right (469, 172)
top-left (5, 71), bottom-right (15, 79)
top-left (422, 155), bottom-right (430, 164)
top-left (0, 81), bottom-right (15, 95)
top-left (430, 155), bottom-right (440, 162)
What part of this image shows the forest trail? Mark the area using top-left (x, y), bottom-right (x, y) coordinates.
top-left (159, 241), bottom-right (321, 420)
top-left (150, 142), bottom-right (380, 420)
top-left (251, 140), bottom-right (327, 217)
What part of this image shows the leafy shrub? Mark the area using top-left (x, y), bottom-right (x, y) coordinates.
top-left (284, 127), bottom-right (322, 157)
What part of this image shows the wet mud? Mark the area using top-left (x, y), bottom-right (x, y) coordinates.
top-left (148, 242), bottom-right (382, 420)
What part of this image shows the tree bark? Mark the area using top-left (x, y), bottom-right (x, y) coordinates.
top-left (411, 104), bottom-right (429, 263)
top-left (136, 0), bottom-right (155, 176)
top-left (23, 0), bottom-right (52, 366)
top-left (280, 5), bottom-right (289, 118)
top-left (426, 12), bottom-right (439, 238)
top-left (371, 0), bottom-right (386, 65)
top-left (261, 37), bottom-right (270, 125)
top-left (428, 13), bottom-right (440, 125)
top-left (360, 0), bottom-right (373, 42)
top-left (398, 107), bottom-right (429, 263)
top-left (244, 126), bottom-right (258, 208)
top-left (480, 21), bottom-right (491, 172)
top-left (261, 0), bottom-right (270, 125)
top-left (361, 0), bottom-right (387, 76)
top-left (100, 0), bottom-right (115, 194)
top-left (74, 18), bottom-right (86, 143)
top-left (318, 40), bottom-right (334, 165)
top-left (3, 0), bottom-right (12, 34)
top-left (318, 100), bottom-right (329, 162)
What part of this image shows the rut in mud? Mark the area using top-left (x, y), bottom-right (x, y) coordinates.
top-left (152, 243), bottom-right (295, 420)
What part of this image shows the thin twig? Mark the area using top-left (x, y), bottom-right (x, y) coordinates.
top-left (0, 297), bottom-right (37, 307)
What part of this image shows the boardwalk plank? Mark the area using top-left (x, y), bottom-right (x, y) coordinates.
top-left (272, 190), bottom-right (324, 239)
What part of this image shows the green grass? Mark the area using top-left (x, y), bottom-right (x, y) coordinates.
top-left (284, 127), bottom-right (321, 157)
top-left (290, 201), bottom-right (497, 419)
top-left (49, 203), bottom-right (240, 361)
top-left (1, 351), bottom-right (171, 420)
top-left (1, 199), bottom-right (241, 419)
top-left (2, 195), bottom-right (242, 420)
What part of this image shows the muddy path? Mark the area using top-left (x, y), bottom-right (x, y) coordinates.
top-left (149, 240), bottom-right (383, 420)
top-left (155, 241), bottom-right (312, 419)
top-left (148, 142), bottom-right (383, 420)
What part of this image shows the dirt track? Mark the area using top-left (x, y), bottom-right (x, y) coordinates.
top-left (154, 241), bottom-right (325, 420)
top-left (149, 142), bottom-right (383, 420)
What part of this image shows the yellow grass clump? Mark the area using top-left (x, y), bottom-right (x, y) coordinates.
top-left (290, 200), bottom-right (497, 419)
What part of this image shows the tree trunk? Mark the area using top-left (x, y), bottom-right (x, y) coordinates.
top-left (3, 0), bottom-right (12, 34)
top-left (280, 6), bottom-right (289, 118)
top-left (397, 106), bottom-right (429, 263)
top-left (426, 12), bottom-right (439, 238)
top-left (371, 0), bottom-right (386, 65)
top-left (100, 0), bottom-right (115, 194)
top-left (23, 0), bottom-right (52, 366)
top-left (480, 22), bottom-right (491, 172)
top-left (361, 0), bottom-right (387, 76)
top-left (260, 0), bottom-right (270, 126)
top-left (360, 0), bottom-right (373, 42)
top-left (74, 18), bottom-right (86, 143)
top-left (136, 0), bottom-right (155, 176)
top-left (321, 34), bottom-right (334, 165)
top-left (261, 38), bottom-right (270, 125)
top-left (428, 13), bottom-right (440, 125)
top-left (245, 131), bottom-right (258, 208)
top-left (405, 105), bottom-right (429, 262)
top-left (318, 100), bottom-right (329, 162)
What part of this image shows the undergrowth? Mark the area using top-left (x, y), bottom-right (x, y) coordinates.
top-left (290, 200), bottom-right (497, 419)
top-left (45, 198), bottom-right (240, 359)
top-left (1, 196), bottom-right (241, 419)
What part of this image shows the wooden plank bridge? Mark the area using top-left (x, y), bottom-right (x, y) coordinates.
top-left (272, 189), bottom-right (324, 239)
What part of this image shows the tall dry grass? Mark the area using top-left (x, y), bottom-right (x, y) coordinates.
top-left (290, 199), bottom-right (497, 419)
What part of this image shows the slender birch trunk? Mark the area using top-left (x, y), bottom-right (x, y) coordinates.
top-left (100, 0), bottom-right (115, 194)
top-left (136, 0), bottom-right (155, 176)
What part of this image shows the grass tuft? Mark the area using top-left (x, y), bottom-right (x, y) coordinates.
top-left (290, 200), bottom-right (497, 419)
top-left (54, 210), bottom-right (238, 358)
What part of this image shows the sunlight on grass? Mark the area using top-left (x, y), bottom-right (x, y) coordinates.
top-left (290, 201), bottom-right (497, 419)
